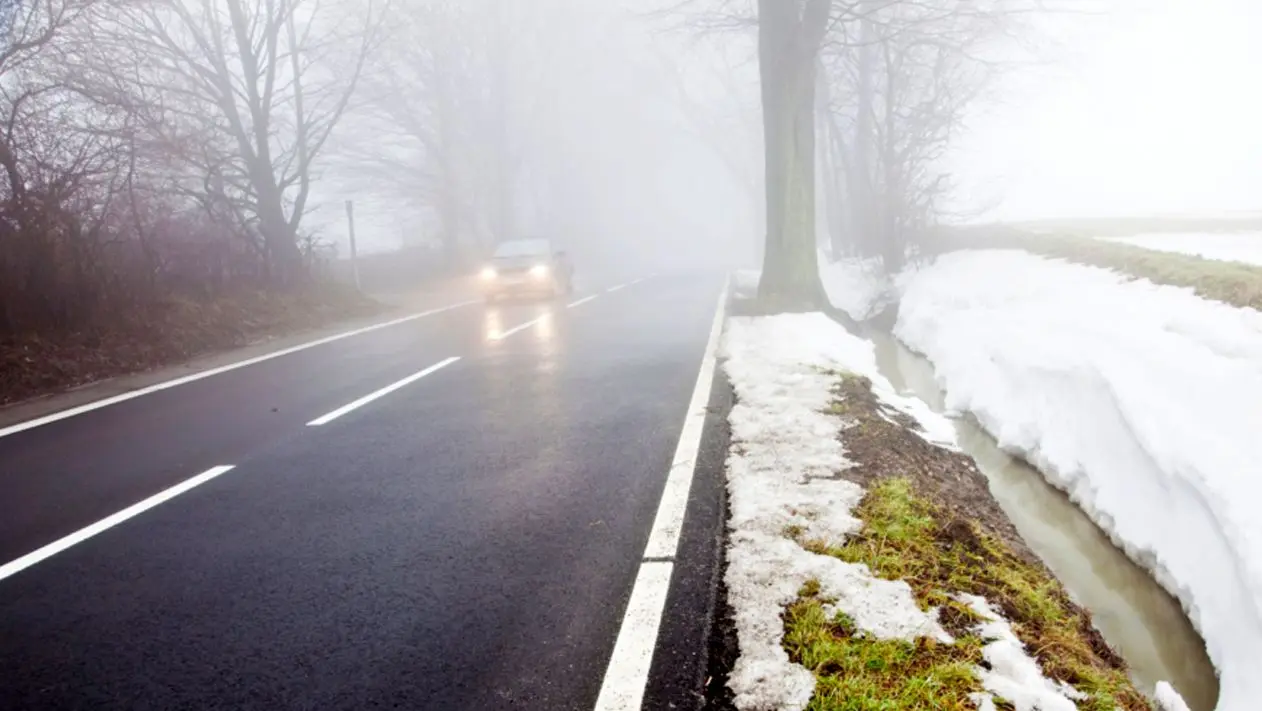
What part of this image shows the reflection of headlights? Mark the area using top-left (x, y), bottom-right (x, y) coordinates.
top-left (480, 266), bottom-right (497, 280)
top-left (529, 264), bottom-right (550, 278)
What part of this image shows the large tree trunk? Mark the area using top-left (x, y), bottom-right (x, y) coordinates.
top-left (756, 0), bottom-right (828, 310)
top-left (251, 173), bottom-right (304, 283)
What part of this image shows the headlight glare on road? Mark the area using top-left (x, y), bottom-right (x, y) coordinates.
top-left (480, 266), bottom-right (497, 280)
top-left (530, 264), bottom-right (549, 279)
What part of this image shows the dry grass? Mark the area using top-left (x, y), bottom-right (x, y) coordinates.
top-left (1003, 216), bottom-right (1262, 237)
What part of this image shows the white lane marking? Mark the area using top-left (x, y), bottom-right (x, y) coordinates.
top-left (0, 301), bottom-right (477, 440)
top-left (642, 276), bottom-right (728, 559)
top-left (0, 465), bottom-right (236, 583)
top-left (593, 276), bottom-right (729, 711)
top-left (605, 284), bottom-right (627, 293)
top-left (592, 562), bottom-right (675, 711)
top-left (307, 357), bottom-right (460, 426)
top-left (568, 295), bottom-right (598, 309)
top-left (489, 315), bottom-right (548, 341)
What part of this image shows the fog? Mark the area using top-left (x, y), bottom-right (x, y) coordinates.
top-left (4, 0), bottom-right (1258, 317)
top-left (311, 0), bottom-right (761, 277)
top-left (315, 0), bottom-right (1261, 274)
top-left (949, 0), bottom-right (1262, 222)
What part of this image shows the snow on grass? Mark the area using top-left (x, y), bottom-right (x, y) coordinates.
top-left (1100, 232), bottom-right (1262, 266)
top-left (721, 311), bottom-right (1074, 710)
top-left (895, 249), bottom-right (1262, 711)
top-left (722, 313), bottom-right (950, 709)
top-left (956, 593), bottom-right (1085, 711)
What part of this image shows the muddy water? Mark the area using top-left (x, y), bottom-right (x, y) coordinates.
top-left (867, 332), bottom-right (1219, 711)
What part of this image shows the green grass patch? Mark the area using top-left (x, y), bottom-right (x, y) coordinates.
top-left (795, 477), bottom-right (1152, 711)
top-left (784, 591), bottom-right (988, 711)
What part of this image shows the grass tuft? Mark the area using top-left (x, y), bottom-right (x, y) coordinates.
top-left (784, 591), bottom-right (987, 711)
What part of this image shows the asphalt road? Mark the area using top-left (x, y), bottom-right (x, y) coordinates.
top-left (0, 271), bottom-right (728, 711)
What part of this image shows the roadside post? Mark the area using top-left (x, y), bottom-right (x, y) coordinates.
top-left (345, 199), bottom-right (361, 291)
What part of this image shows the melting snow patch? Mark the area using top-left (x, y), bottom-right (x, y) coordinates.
top-left (722, 313), bottom-right (955, 710)
top-left (956, 593), bottom-right (1085, 711)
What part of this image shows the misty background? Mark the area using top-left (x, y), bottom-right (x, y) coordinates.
top-left (2, 0), bottom-right (1259, 335)
top-left (308, 0), bottom-right (1262, 257)
top-left (949, 0), bottom-right (1262, 222)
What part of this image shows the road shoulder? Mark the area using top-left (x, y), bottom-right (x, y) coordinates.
top-left (641, 360), bottom-right (734, 710)
top-left (0, 288), bottom-right (474, 432)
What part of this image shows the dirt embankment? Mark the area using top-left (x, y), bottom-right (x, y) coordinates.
top-left (0, 284), bottom-right (382, 407)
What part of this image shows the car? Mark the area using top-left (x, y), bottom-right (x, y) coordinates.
top-left (479, 238), bottom-right (574, 302)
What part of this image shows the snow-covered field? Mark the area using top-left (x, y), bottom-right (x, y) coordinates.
top-left (720, 308), bottom-right (1086, 710)
top-left (817, 250), bottom-right (1261, 711)
top-left (1099, 231), bottom-right (1262, 266)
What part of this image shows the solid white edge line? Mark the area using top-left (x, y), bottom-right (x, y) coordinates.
top-left (0, 465), bottom-right (237, 582)
top-left (568, 295), bottom-right (598, 309)
top-left (592, 561), bottom-right (675, 711)
top-left (307, 356), bottom-right (460, 426)
top-left (489, 315), bottom-right (548, 341)
top-left (642, 276), bottom-right (729, 559)
top-left (0, 301), bottom-right (477, 440)
top-left (593, 275), bottom-right (729, 711)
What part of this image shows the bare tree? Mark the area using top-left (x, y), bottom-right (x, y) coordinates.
top-left (107, 0), bottom-right (385, 282)
top-left (0, 0), bottom-right (140, 331)
top-left (819, 0), bottom-right (1060, 271)
top-left (342, 1), bottom-right (484, 264)
top-left (341, 0), bottom-right (564, 264)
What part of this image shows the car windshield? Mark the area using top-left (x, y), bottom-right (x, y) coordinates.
top-left (492, 239), bottom-right (551, 259)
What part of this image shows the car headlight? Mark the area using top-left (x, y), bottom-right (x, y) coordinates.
top-left (529, 264), bottom-right (550, 278)
top-left (480, 266), bottom-right (497, 280)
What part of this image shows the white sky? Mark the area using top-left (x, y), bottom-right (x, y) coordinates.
top-left (948, 0), bottom-right (1262, 221)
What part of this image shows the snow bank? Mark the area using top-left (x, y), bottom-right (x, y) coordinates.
top-left (1101, 231), bottom-right (1262, 267)
top-left (721, 313), bottom-right (953, 710)
top-left (895, 249), bottom-right (1262, 711)
top-left (1156, 682), bottom-right (1195, 711)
